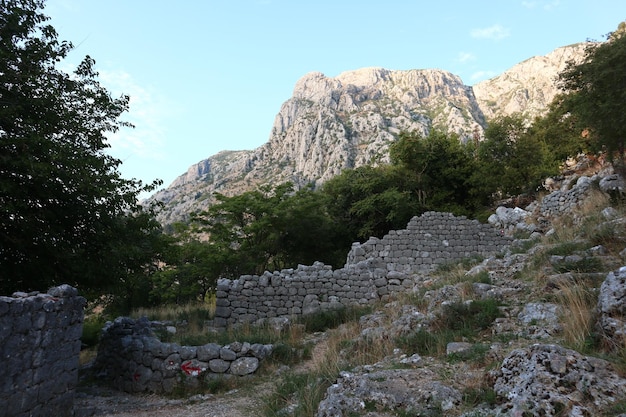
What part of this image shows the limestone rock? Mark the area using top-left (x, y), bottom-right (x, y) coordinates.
top-left (229, 357), bottom-right (259, 376)
top-left (473, 43), bottom-right (590, 121)
top-left (316, 369), bottom-right (462, 417)
top-left (493, 344), bottom-right (626, 416)
top-left (597, 266), bottom-right (626, 342)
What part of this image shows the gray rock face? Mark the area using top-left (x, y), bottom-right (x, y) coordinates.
top-left (597, 266), bottom-right (626, 342)
top-left (229, 357), bottom-right (259, 376)
top-left (316, 369), bottom-right (462, 417)
top-left (493, 344), bottom-right (626, 416)
top-left (147, 44), bottom-right (587, 225)
top-left (473, 43), bottom-right (590, 121)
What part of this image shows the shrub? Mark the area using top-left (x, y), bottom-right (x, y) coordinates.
top-left (300, 306), bottom-right (372, 333)
top-left (439, 299), bottom-right (502, 333)
top-left (81, 316), bottom-right (107, 348)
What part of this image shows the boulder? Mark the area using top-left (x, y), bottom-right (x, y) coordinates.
top-left (316, 369), bottom-right (461, 416)
top-left (596, 266), bottom-right (626, 343)
top-left (229, 357), bottom-right (259, 375)
top-left (493, 344), bottom-right (626, 416)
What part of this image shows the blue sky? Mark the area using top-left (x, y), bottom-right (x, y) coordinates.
top-left (44, 0), bottom-right (626, 192)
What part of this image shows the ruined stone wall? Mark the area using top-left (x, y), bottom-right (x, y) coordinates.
top-left (213, 212), bottom-right (512, 327)
top-left (93, 317), bottom-right (273, 394)
top-left (539, 176), bottom-right (596, 218)
top-left (0, 285), bottom-right (86, 417)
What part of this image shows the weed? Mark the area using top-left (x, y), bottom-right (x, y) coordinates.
top-left (438, 299), bottom-right (503, 333)
top-left (81, 315), bottom-right (107, 348)
top-left (300, 305), bottom-right (373, 333)
top-left (396, 328), bottom-right (443, 356)
top-left (556, 282), bottom-right (596, 352)
top-left (603, 399), bottom-right (626, 415)
top-left (263, 371), bottom-right (332, 417)
top-left (462, 385), bottom-right (498, 407)
top-left (447, 344), bottom-right (490, 365)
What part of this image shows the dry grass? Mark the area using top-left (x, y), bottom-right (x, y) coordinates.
top-left (556, 281), bottom-right (596, 352)
top-left (131, 299), bottom-right (216, 323)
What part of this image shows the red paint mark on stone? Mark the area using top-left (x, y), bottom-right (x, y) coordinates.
top-left (181, 360), bottom-right (203, 376)
top-left (133, 372), bottom-right (140, 381)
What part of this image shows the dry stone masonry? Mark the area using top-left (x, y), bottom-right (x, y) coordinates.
top-left (93, 317), bottom-right (273, 394)
top-left (214, 212), bottom-right (512, 327)
top-left (0, 285), bottom-right (86, 417)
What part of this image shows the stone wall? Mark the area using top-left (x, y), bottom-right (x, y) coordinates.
top-left (0, 285), bottom-right (86, 417)
top-left (213, 212), bottom-right (512, 327)
top-left (93, 317), bottom-right (273, 394)
top-left (539, 176), bottom-right (596, 218)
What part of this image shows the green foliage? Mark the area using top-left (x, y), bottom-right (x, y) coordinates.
top-left (473, 115), bottom-right (560, 199)
top-left (150, 225), bottom-right (226, 305)
top-left (447, 343), bottom-right (490, 364)
top-left (191, 183), bottom-right (348, 278)
top-left (396, 328), bottom-right (443, 356)
top-left (440, 299), bottom-right (502, 332)
top-left (462, 386), bottom-right (498, 407)
top-left (390, 129), bottom-right (483, 215)
top-left (300, 305), bottom-right (373, 333)
top-left (321, 164), bottom-right (422, 239)
top-left (557, 26), bottom-right (626, 167)
top-left (398, 299), bottom-right (503, 358)
top-left (81, 315), bottom-right (107, 348)
top-left (263, 372), bottom-right (332, 417)
top-left (0, 0), bottom-right (165, 296)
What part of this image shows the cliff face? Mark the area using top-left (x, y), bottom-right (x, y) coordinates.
top-left (473, 43), bottom-right (589, 120)
top-left (148, 43), bottom-right (590, 225)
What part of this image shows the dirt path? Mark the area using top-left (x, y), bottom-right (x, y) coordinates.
top-left (75, 383), bottom-right (268, 417)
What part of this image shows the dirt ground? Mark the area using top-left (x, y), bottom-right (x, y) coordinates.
top-left (74, 383), bottom-right (267, 417)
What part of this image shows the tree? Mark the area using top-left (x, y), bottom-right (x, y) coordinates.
top-left (0, 0), bottom-right (163, 295)
top-left (389, 130), bottom-right (480, 215)
top-left (192, 183), bottom-right (345, 278)
top-left (321, 164), bottom-right (422, 240)
top-left (473, 115), bottom-right (558, 200)
top-left (557, 23), bottom-right (626, 169)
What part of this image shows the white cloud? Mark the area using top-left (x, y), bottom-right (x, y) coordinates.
top-left (457, 52), bottom-right (476, 63)
top-left (522, 0), bottom-right (561, 10)
top-left (470, 70), bottom-right (498, 82)
top-left (98, 70), bottom-right (174, 162)
top-left (470, 24), bottom-right (511, 41)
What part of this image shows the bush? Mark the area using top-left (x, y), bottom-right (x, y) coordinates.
top-left (81, 316), bottom-right (107, 348)
top-left (439, 299), bottom-right (502, 333)
top-left (300, 306), bottom-right (372, 333)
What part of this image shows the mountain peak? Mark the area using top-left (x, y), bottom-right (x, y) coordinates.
top-left (148, 43), bottom-right (587, 225)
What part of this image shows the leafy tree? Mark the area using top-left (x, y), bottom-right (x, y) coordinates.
top-left (557, 24), bottom-right (626, 169)
top-left (474, 115), bottom-right (558, 200)
top-left (529, 99), bottom-right (589, 163)
top-left (389, 129), bottom-right (480, 215)
top-left (321, 164), bottom-right (422, 240)
top-left (0, 0), bottom-right (163, 296)
top-left (192, 183), bottom-right (345, 278)
top-left (150, 224), bottom-right (228, 305)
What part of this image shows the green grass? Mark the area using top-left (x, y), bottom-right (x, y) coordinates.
top-left (263, 372), bottom-right (333, 417)
top-left (299, 305), bottom-right (373, 333)
top-left (397, 299), bottom-right (503, 358)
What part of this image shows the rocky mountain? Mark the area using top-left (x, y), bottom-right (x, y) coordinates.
top-left (148, 43), bottom-right (590, 225)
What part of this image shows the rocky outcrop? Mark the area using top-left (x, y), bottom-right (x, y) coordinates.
top-left (597, 266), bottom-right (626, 346)
top-left (493, 344), bottom-right (626, 416)
top-left (317, 368), bottom-right (462, 417)
top-left (147, 44), bottom-right (587, 225)
top-left (473, 43), bottom-right (591, 121)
